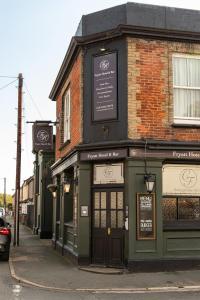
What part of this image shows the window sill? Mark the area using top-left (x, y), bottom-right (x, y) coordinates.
top-left (59, 140), bottom-right (70, 151)
top-left (172, 123), bottom-right (200, 128)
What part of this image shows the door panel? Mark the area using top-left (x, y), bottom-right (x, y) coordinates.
top-left (92, 189), bottom-right (124, 266)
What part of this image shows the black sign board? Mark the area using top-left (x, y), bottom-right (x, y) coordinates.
top-left (130, 148), bottom-right (200, 160)
top-left (80, 149), bottom-right (127, 161)
top-left (93, 52), bottom-right (117, 121)
top-left (32, 124), bottom-right (53, 153)
top-left (137, 193), bottom-right (156, 240)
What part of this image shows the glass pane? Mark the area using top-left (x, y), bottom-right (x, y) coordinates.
top-left (117, 192), bottom-right (123, 209)
top-left (111, 211), bottom-right (116, 228)
top-left (101, 192), bottom-right (106, 209)
top-left (111, 192), bottom-right (116, 209)
top-left (174, 89), bottom-right (200, 118)
top-left (178, 198), bottom-right (200, 220)
top-left (162, 198), bottom-right (177, 221)
top-left (187, 58), bottom-right (200, 87)
top-left (94, 211), bottom-right (100, 228)
top-left (117, 211), bottom-right (124, 228)
top-left (173, 57), bottom-right (187, 86)
top-left (101, 211), bottom-right (106, 228)
top-left (94, 193), bottom-right (100, 209)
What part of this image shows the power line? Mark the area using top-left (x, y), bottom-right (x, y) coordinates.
top-left (0, 79), bottom-right (18, 91)
top-left (24, 81), bottom-right (44, 119)
top-left (0, 76), bottom-right (18, 79)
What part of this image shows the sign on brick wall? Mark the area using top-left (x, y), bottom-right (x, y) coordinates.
top-left (93, 52), bottom-right (117, 121)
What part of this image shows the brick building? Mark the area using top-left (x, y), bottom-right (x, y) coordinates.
top-left (19, 176), bottom-right (34, 229)
top-left (49, 3), bottom-right (200, 269)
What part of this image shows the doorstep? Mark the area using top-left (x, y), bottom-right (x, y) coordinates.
top-left (79, 265), bottom-right (125, 275)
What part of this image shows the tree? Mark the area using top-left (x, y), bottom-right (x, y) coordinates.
top-left (0, 194), bottom-right (13, 209)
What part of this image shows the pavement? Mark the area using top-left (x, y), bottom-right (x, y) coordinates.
top-left (8, 223), bottom-right (200, 293)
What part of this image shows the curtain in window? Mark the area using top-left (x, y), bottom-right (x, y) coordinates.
top-left (173, 57), bottom-right (200, 119)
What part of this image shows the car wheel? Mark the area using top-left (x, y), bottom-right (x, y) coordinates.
top-left (1, 251), bottom-right (9, 261)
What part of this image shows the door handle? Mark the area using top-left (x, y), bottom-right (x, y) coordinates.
top-left (107, 227), bottom-right (111, 235)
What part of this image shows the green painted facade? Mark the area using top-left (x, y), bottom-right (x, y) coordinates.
top-left (54, 158), bottom-right (200, 266)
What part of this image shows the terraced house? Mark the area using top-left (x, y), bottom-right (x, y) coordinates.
top-left (49, 3), bottom-right (200, 270)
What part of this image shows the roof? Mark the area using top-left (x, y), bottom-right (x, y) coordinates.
top-left (49, 2), bottom-right (200, 100)
top-left (75, 2), bottom-right (200, 37)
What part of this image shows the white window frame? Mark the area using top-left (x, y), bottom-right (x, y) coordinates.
top-left (63, 88), bottom-right (71, 142)
top-left (173, 54), bottom-right (200, 125)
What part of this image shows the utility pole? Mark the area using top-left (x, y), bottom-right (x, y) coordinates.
top-left (3, 178), bottom-right (6, 214)
top-left (13, 73), bottom-right (23, 247)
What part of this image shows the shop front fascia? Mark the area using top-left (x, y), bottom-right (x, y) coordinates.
top-left (128, 146), bottom-right (200, 270)
top-left (50, 144), bottom-right (200, 269)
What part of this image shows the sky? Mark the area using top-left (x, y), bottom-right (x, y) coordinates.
top-left (1, 0), bottom-right (200, 194)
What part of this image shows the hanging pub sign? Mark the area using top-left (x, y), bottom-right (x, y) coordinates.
top-left (93, 52), bottom-right (117, 121)
top-left (136, 193), bottom-right (156, 240)
top-left (32, 124), bottom-right (53, 153)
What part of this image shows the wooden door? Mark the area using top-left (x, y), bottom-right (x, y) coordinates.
top-left (92, 189), bottom-right (124, 266)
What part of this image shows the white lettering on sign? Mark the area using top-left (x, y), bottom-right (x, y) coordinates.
top-left (86, 151), bottom-right (120, 160)
top-left (173, 151), bottom-right (200, 159)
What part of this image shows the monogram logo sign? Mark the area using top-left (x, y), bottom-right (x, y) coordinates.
top-left (99, 59), bottom-right (110, 71)
top-left (32, 124), bottom-right (53, 153)
top-left (179, 169), bottom-right (197, 188)
top-left (37, 130), bottom-right (50, 143)
top-left (163, 164), bottom-right (200, 196)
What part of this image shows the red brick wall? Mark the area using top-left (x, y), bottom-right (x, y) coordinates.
top-left (55, 51), bottom-right (83, 161)
top-left (128, 38), bottom-right (200, 142)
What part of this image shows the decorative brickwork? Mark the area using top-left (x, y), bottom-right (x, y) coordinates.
top-left (128, 37), bottom-right (200, 142)
top-left (55, 51), bottom-right (83, 160)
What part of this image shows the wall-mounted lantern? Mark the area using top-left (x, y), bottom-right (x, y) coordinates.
top-left (47, 184), bottom-right (57, 198)
top-left (144, 174), bottom-right (156, 193)
top-left (52, 191), bottom-right (57, 198)
top-left (63, 180), bottom-right (71, 193)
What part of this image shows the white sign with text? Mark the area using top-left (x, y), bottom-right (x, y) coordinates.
top-left (93, 163), bottom-right (124, 184)
top-left (163, 164), bottom-right (200, 196)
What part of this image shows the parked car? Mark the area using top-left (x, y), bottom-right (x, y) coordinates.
top-left (0, 217), bottom-right (11, 261)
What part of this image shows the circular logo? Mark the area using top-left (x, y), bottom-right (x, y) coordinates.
top-left (99, 59), bottom-right (110, 71)
top-left (104, 167), bottom-right (113, 178)
top-left (37, 130), bottom-right (49, 142)
top-left (179, 169), bottom-right (197, 188)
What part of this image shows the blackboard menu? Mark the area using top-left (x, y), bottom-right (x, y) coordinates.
top-left (136, 193), bottom-right (156, 240)
top-left (93, 52), bottom-right (117, 121)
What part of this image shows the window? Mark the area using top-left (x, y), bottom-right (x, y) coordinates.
top-left (173, 55), bottom-right (200, 124)
top-left (63, 88), bottom-right (70, 142)
top-left (162, 197), bottom-right (200, 229)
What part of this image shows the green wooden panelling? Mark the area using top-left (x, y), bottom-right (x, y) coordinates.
top-left (77, 163), bottom-right (91, 257)
top-left (163, 231), bottom-right (200, 257)
top-left (127, 159), bottom-right (163, 260)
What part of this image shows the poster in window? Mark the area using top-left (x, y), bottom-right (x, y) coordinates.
top-left (93, 52), bottom-right (117, 121)
top-left (137, 193), bottom-right (156, 240)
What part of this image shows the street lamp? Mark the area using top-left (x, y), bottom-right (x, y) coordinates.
top-left (144, 174), bottom-right (156, 193)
